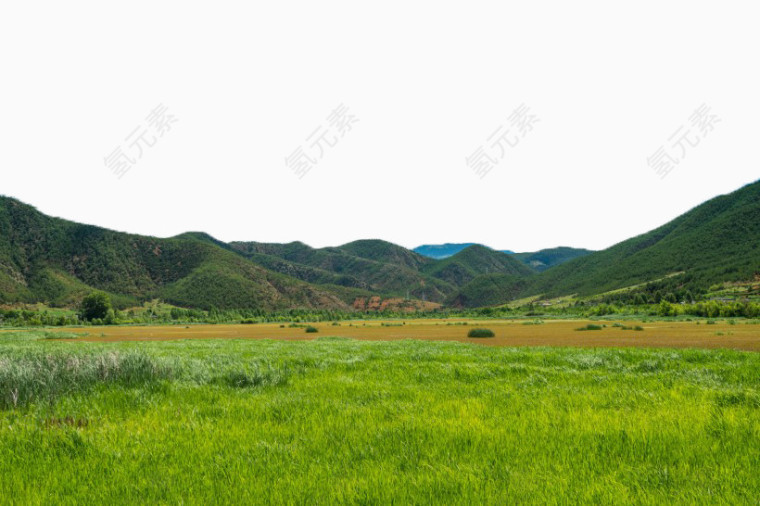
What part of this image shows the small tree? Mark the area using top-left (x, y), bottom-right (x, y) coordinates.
top-left (79, 292), bottom-right (112, 322)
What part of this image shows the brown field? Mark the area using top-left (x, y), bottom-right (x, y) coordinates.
top-left (40, 319), bottom-right (760, 351)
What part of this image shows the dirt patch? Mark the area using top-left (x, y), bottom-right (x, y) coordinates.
top-left (59, 320), bottom-right (760, 351)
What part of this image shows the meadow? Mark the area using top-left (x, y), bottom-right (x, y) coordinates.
top-left (50, 318), bottom-right (760, 352)
top-left (0, 327), bottom-right (759, 503)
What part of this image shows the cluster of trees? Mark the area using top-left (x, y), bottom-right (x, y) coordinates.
top-left (0, 309), bottom-right (80, 327)
top-left (2, 290), bottom-right (760, 328)
top-left (656, 300), bottom-right (760, 318)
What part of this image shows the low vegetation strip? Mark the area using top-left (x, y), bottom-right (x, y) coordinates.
top-left (0, 333), bottom-right (758, 503)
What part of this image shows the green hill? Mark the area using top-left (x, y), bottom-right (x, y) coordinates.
top-left (5, 180), bottom-right (758, 311)
top-left (230, 240), bottom-right (456, 302)
top-left (512, 247), bottom-right (593, 272)
top-left (229, 240), bottom-right (539, 304)
top-left (336, 239), bottom-right (432, 271)
top-left (423, 245), bottom-right (535, 286)
top-left (450, 180), bottom-right (760, 306)
top-left (0, 197), bottom-right (348, 310)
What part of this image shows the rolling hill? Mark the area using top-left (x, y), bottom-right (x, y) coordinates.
top-left (229, 240), bottom-right (458, 303)
top-left (512, 247), bottom-right (594, 272)
top-left (450, 179), bottom-right (760, 306)
top-left (3, 179), bottom-right (758, 311)
top-left (0, 197), bottom-right (348, 310)
top-left (414, 243), bottom-right (514, 259)
top-left (414, 243), bottom-right (589, 271)
top-left (422, 245), bottom-right (535, 287)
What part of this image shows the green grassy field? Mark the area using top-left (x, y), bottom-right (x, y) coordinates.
top-left (1, 331), bottom-right (759, 503)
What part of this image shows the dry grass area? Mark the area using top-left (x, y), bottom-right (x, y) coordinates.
top-left (47, 319), bottom-right (760, 351)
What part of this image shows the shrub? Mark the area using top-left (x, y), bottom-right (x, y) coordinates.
top-left (576, 324), bottom-right (603, 331)
top-left (305, 326), bottom-right (318, 333)
top-left (467, 328), bottom-right (495, 338)
top-left (79, 292), bottom-right (112, 322)
top-left (634, 326), bottom-right (644, 331)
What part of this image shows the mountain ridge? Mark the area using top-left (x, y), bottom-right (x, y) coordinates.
top-left (2, 179), bottom-right (758, 310)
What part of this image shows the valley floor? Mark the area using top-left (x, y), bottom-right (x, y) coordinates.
top-left (0, 330), bottom-right (758, 503)
top-left (26, 318), bottom-right (760, 351)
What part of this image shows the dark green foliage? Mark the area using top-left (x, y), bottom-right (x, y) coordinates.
top-left (467, 328), bottom-right (495, 338)
top-left (305, 326), bottom-right (318, 333)
top-left (449, 274), bottom-right (529, 308)
top-left (79, 292), bottom-right (112, 321)
top-left (576, 324), bottom-right (603, 331)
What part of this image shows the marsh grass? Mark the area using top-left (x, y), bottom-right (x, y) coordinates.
top-left (0, 350), bottom-right (174, 409)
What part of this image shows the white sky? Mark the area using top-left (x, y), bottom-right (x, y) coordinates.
top-left (1, 1), bottom-right (758, 253)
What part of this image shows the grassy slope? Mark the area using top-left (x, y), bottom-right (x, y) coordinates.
top-left (1, 333), bottom-right (758, 503)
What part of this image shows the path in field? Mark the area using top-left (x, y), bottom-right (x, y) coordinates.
top-left (56, 319), bottom-right (760, 351)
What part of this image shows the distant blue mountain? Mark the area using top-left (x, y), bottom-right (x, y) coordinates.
top-left (414, 243), bottom-right (514, 259)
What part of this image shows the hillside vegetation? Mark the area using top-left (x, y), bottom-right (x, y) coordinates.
top-left (2, 179), bottom-right (759, 310)
top-left (0, 198), bottom-right (347, 310)
top-left (453, 180), bottom-right (760, 306)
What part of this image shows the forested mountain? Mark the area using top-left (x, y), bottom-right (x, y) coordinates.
top-left (2, 179), bottom-right (758, 310)
top-left (450, 180), bottom-right (760, 306)
top-left (0, 197), bottom-right (348, 310)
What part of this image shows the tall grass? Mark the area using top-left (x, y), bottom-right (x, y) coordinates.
top-left (0, 351), bottom-right (174, 409)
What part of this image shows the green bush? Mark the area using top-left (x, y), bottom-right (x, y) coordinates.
top-left (79, 292), bottom-right (112, 322)
top-left (576, 324), bottom-right (603, 331)
top-left (305, 326), bottom-right (318, 333)
top-left (467, 328), bottom-right (495, 338)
